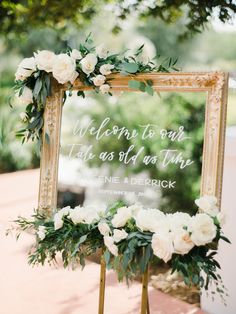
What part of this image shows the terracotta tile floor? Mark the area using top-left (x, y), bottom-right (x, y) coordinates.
top-left (0, 169), bottom-right (206, 314)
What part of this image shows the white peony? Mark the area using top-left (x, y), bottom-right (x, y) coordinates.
top-left (100, 64), bottom-right (114, 75)
top-left (217, 212), bottom-right (226, 225)
top-left (135, 208), bottom-right (165, 232)
top-left (128, 204), bottom-right (143, 218)
top-left (96, 43), bottom-right (108, 59)
top-left (111, 206), bottom-right (132, 228)
top-left (99, 84), bottom-right (110, 94)
top-left (52, 53), bottom-right (78, 84)
top-left (98, 222), bottom-right (111, 236)
top-left (83, 206), bottom-right (100, 224)
top-left (104, 236), bottom-right (118, 256)
top-left (191, 213), bottom-right (217, 246)
top-left (113, 229), bottom-right (128, 243)
top-left (69, 206), bottom-right (84, 224)
top-left (172, 229), bottom-right (194, 255)
top-left (71, 49), bottom-right (82, 60)
top-left (15, 57), bottom-right (36, 81)
top-left (69, 206), bottom-right (100, 225)
top-left (34, 50), bottom-right (56, 72)
top-left (18, 87), bottom-right (33, 104)
top-left (80, 53), bottom-right (97, 75)
top-left (58, 206), bottom-right (71, 216)
top-left (92, 75), bottom-right (106, 86)
top-left (167, 212), bottom-right (193, 232)
top-left (195, 195), bottom-right (219, 216)
top-left (151, 232), bottom-right (174, 263)
top-left (54, 213), bottom-right (64, 230)
top-left (37, 226), bottom-right (46, 240)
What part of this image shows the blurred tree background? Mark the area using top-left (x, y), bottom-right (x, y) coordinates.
top-left (0, 0), bottom-right (236, 211)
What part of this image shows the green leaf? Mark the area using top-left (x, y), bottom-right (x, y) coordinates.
top-left (220, 235), bottom-right (231, 244)
top-left (77, 91), bottom-right (85, 98)
top-left (128, 80), bottom-right (141, 90)
top-left (44, 74), bottom-right (51, 95)
top-left (104, 250), bottom-right (110, 265)
top-left (122, 62), bottom-right (139, 73)
top-left (139, 82), bottom-right (146, 92)
top-left (27, 117), bottom-right (40, 130)
top-left (146, 80), bottom-right (153, 86)
top-left (145, 84), bottom-right (154, 96)
top-left (45, 132), bottom-right (50, 145)
top-left (34, 78), bottom-right (43, 98)
top-left (79, 234), bottom-right (87, 244)
top-left (122, 253), bottom-right (130, 270)
top-left (192, 274), bottom-right (200, 284)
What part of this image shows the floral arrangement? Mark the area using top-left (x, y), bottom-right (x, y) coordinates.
top-left (14, 34), bottom-right (178, 144)
top-left (12, 195), bottom-right (230, 302)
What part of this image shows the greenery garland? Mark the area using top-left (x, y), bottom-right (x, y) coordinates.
top-left (10, 196), bottom-right (230, 304)
top-left (14, 34), bottom-right (178, 147)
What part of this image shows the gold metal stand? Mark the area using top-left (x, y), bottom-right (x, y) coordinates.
top-left (98, 255), bottom-right (106, 314)
top-left (98, 256), bottom-right (150, 314)
top-left (141, 267), bottom-right (150, 314)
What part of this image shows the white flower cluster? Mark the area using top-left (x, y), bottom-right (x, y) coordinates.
top-left (98, 220), bottom-right (128, 256)
top-left (16, 44), bottom-right (113, 104)
top-left (36, 195), bottom-right (221, 264)
top-left (98, 195), bottom-right (220, 262)
top-left (53, 205), bottom-right (104, 230)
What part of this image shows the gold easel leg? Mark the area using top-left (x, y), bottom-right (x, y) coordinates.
top-left (141, 267), bottom-right (150, 314)
top-left (98, 254), bottom-right (106, 314)
top-left (147, 293), bottom-right (150, 314)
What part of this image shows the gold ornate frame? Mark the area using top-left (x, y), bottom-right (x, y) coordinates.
top-left (38, 72), bottom-right (228, 313)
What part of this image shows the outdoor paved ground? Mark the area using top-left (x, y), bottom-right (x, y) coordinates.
top-left (0, 169), bottom-right (206, 314)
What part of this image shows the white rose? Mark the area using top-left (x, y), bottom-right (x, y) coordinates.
top-left (100, 64), bottom-right (114, 75)
top-left (113, 229), bottom-right (128, 243)
top-left (108, 244), bottom-right (118, 256)
top-left (128, 204), bottom-right (143, 218)
top-left (151, 232), bottom-right (174, 263)
top-left (217, 212), bottom-right (226, 225)
top-left (92, 75), bottom-right (106, 86)
top-left (52, 53), bottom-right (79, 84)
top-left (172, 229), bottom-right (194, 255)
top-left (99, 84), bottom-right (110, 94)
top-left (18, 87), bottom-right (33, 105)
top-left (167, 212), bottom-right (193, 232)
top-left (83, 206), bottom-right (100, 224)
top-left (111, 206), bottom-right (132, 228)
top-left (71, 49), bottom-right (82, 60)
top-left (96, 43), bottom-right (108, 59)
top-left (80, 53), bottom-right (97, 75)
top-left (37, 226), bottom-right (46, 240)
top-left (54, 213), bottom-right (64, 230)
top-left (104, 235), bottom-right (114, 248)
top-left (195, 195), bottom-right (219, 216)
top-left (15, 57), bottom-right (36, 81)
top-left (34, 50), bottom-right (56, 72)
top-left (59, 206), bottom-right (71, 216)
top-left (69, 206), bottom-right (85, 224)
top-left (98, 222), bottom-right (111, 236)
top-left (135, 208), bottom-right (165, 232)
top-left (104, 236), bottom-right (118, 256)
top-left (191, 213), bottom-right (217, 246)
